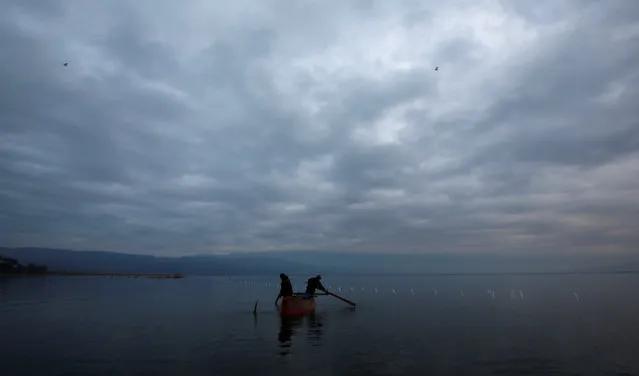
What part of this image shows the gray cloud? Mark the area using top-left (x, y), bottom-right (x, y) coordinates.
top-left (1, 0), bottom-right (638, 256)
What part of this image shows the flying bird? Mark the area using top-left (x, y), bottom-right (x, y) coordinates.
top-left (63, 62), bottom-right (69, 67)
top-left (434, 66), bottom-right (439, 71)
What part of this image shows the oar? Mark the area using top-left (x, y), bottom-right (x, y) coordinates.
top-left (327, 291), bottom-right (356, 306)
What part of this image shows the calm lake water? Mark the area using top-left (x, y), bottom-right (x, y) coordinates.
top-left (1, 274), bottom-right (638, 376)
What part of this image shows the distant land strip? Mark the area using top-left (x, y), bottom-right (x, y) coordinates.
top-left (0, 272), bottom-right (186, 279)
top-left (51, 272), bottom-right (185, 279)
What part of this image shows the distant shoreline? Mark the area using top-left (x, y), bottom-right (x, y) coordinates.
top-left (0, 272), bottom-right (185, 279)
top-left (3, 270), bottom-right (637, 279)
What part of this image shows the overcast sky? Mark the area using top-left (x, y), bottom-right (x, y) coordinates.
top-left (1, 0), bottom-right (638, 256)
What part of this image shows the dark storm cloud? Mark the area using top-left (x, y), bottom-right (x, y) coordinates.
top-left (1, 0), bottom-right (638, 255)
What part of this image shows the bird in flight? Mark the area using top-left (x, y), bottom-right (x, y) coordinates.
top-left (434, 66), bottom-right (439, 71)
top-left (63, 62), bottom-right (69, 67)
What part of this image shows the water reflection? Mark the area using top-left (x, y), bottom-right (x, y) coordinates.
top-left (306, 313), bottom-right (323, 347)
top-left (278, 313), bottom-right (324, 356)
top-left (278, 317), bottom-right (300, 343)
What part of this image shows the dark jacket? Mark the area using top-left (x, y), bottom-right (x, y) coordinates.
top-left (305, 277), bottom-right (326, 295)
top-left (279, 278), bottom-right (293, 297)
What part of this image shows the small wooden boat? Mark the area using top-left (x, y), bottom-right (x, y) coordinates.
top-left (278, 295), bottom-right (316, 317)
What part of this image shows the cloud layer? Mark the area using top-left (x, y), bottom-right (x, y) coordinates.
top-left (1, 0), bottom-right (638, 255)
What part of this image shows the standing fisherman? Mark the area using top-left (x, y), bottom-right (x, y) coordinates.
top-left (275, 273), bottom-right (293, 306)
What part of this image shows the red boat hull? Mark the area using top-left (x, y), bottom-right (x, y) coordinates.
top-left (279, 295), bottom-right (316, 317)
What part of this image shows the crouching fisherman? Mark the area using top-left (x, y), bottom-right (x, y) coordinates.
top-left (304, 275), bottom-right (327, 299)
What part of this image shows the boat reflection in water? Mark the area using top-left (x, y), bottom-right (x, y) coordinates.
top-left (278, 313), bottom-right (324, 356)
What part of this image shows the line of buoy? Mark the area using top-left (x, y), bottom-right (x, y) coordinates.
top-left (234, 281), bottom-right (586, 303)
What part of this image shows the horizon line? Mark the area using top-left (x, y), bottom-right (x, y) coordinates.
top-left (2, 245), bottom-right (637, 259)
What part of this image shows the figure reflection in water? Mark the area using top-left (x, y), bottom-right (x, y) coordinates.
top-left (306, 313), bottom-right (323, 347)
top-left (278, 314), bottom-right (324, 356)
top-left (278, 316), bottom-right (301, 356)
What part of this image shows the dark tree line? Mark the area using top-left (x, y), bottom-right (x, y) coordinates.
top-left (0, 256), bottom-right (48, 275)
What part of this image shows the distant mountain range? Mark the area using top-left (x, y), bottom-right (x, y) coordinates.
top-left (0, 247), bottom-right (316, 276)
top-left (1, 247), bottom-right (638, 276)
